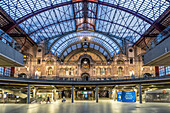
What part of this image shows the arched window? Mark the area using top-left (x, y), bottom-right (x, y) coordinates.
top-left (48, 67), bottom-right (53, 75)
top-left (46, 59), bottom-right (54, 64)
top-left (96, 68), bottom-right (100, 76)
top-left (71, 68), bottom-right (74, 76)
top-left (102, 68), bottom-right (106, 75)
top-left (107, 68), bottom-right (111, 76)
top-left (118, 67), bottom-right (123, 76)
top-left (65, 68), bottom-right (69, 76)
top-left (59, 68), bottom-right (64, 77)
top-left (117, 60), bottom-right (124, 64)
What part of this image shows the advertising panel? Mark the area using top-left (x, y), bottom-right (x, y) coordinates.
top-left (121, 91), bottom-right (136, 102)
top-left (117, 91), bottom-right (122, 101)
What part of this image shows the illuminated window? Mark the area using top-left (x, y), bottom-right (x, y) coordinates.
top-left (0, 67), bottom-right (4, 75)
top-left (166, 66), bottom-right (170, 75)
top-left (71, 68), bottom-right (74, 76)
top-left (107, 68), bottom-right (111, 76)
top-left (47, 67), bottom-right (53, 75)
top-left (118, 67), bottom-right (123, 76)
top-left (117, 60), bottom-right (124, 64)
top-left (46, 59), bottom-right (54, 64)
top-left (102, 68), bottom-right (105, 75)
top-left (59, 68), bottom-right (64, 77)
top-left (159, 66), bottom-right (170, 76)
top-left (96, 68), bottom-right (100, 76)
top-left (66, 68), bottom-right (69, 76)
top-left (4, 67), bottom-right (11, 76)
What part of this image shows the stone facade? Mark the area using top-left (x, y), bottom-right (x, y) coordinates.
top-left (15, 41), bottom-right (155, 80)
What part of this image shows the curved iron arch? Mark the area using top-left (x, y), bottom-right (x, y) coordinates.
top-left (48, 30), bottom-right (122, 54)
top-left (28, 17), bottom-right (141, 36)
top-left (59, 41), bottom-right (112, 58)
top-left (52, 35), bottom-right (117, 56)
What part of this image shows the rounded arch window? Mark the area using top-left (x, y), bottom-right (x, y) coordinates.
top-left (59, 68), bottom-right (64, 76)
top-left (47, 67), bottom-right (53, 75)
top-left (107, 68), bottom-right (111, 76)
top-left (118, 67), bottom-right (123, 76)
top-left (129, 49), bottom-right (133, 52)
top-left (46, 59), bottom-right (54, 64)
top-left (96, 68), bottom-right (101, 76)
top-left (38, 49), bottom-right (41, 52)
top-left (117, 60), bottom-right (124, 64)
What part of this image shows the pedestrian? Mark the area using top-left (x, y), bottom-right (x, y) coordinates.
top-left (46, 96), bottom-right (51, 104)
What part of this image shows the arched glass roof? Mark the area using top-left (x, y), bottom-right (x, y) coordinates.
top-left (0, 0), bottom-right (169, 57)
top-left (50, 31), bottom-right (121, 57)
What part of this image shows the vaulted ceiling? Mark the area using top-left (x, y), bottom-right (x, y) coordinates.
top-left (0, 0), bottom-right (169, 59)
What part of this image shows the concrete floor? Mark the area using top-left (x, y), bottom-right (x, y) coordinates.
top-left (0, 100), bottom-right (170, 113)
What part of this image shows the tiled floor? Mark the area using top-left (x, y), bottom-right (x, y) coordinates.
top-left (0, 100), bottom-right (170, 113)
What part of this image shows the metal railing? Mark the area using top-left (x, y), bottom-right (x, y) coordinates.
top-left (2, 74), bottom-right (170, 82)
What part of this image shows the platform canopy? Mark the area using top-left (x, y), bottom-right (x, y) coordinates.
top-left (0, 0), bottom-right (169, 58)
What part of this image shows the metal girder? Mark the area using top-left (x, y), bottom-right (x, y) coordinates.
top-left (94, 1), bottom-right (99, 29)
top-left (7, 33), bottom-right (27, 37)
top-left (48, 31), bottom-right (122, 54)
top-left (72, 1), bottom-right (77, 30)
top-left (77, 22), bottom-right (94, 29)
top-left (3, 1), bottom-right (73, 33)
top-left (63, 47), bottom-right (107, 62)
top-left (56, 41), bottom-right (112, 58)
top-left (3, 1), bottom-right (163, 34)
top-left (75, 8), bottom-right (96, 16)
top-left (28, 17), bottom-right (141, 36)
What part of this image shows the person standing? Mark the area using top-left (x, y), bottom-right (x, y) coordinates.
top-left (46, 96), bottom-right (51, 104)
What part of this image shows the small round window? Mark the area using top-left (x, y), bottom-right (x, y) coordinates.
top-left (38, 49), bottom-right (41, 52)
top-left (129, 49), bottom-right (133, 52)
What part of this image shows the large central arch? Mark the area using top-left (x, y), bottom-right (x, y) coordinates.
top-left (49, 30), bottom-right (122, 56)
top-left (59, 41), bottom-right (112, 59)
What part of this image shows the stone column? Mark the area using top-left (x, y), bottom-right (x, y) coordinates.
top-left (33, 87), bottom-right (36, 98)
top-left (139, 84), bottom-right (142, 104)
top-left (113, 89), bottom-right (117, 101)
top-left (27, 84), bottom-right (30, 104)
top-left (53, 89), bottom-right (57, 101)
top-left (96, 85), bottom-right (98, 103)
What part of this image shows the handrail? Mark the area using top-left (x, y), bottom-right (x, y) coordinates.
top-left (0, 75), bottom-right (169, 85)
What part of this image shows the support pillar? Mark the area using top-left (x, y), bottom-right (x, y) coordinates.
top-left (139, 84), bottom-right (142, 104)
top-left (53, 89), bottom-right (57, 101)
top-left (2, 90), bottom-right (5, 103)
top-left (96, 85), bottom-right (98, 103)
top-left (72, 85), bottom-right (74, 103)
top-left (27, 84), bottom-right (30, 104)
top-left (33, 87), bottom-right (36, 98)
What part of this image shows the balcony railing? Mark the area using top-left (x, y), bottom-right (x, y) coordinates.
top-left (4, 74), bottom-right (170, 82)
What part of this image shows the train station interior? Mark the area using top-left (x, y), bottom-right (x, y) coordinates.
top-left (0, 0), bottom-right (170, 113)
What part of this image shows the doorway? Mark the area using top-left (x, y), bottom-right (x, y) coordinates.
top-left (81, 73), bottom-right (90, 81)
